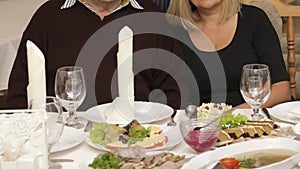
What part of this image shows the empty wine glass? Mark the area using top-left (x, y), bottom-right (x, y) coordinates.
top-left (240, 64), bottom-right (271, 120)
top-left (55, 66), bottom-right (86, 129)
top-left (29, 96), bottom-right (64, 169)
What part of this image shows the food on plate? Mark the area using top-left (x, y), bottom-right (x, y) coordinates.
top-left (217, 149), bottom-right (296, 169)
top-left (216, 119), bottom-right (281, 146)
top-left (196, 103), bottom-right (286, 147)
top-left (197, 103), bottom-right (232, 120)
top-left (88, 147), bottom-right (191, 169)
top-left (89, 151), bottom-right (121, 169)
top-left (89, 120), bottom-right (168, 150)
top-left (219, 157), bottom-right (239, 169)
top-left (220, 112), bottom-right (248, 129)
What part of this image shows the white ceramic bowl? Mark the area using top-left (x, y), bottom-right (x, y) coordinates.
top-left (182, 137), bottom-right (300, 169)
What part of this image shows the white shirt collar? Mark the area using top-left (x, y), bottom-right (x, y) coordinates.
top-left (61, 0), bottom-right (144, 10)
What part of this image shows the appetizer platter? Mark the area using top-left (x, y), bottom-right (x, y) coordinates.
top-left (195, 103), bottom-right (294, 147)
top-left (83, 147), bottom-right (192, 169)
top-left (86, 120), bottom-right (182, 151)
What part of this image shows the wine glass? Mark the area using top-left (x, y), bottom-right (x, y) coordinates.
top-left (55, 66), bottom-right (86, 129)
top-left (29, 96), bottom-right (64, 169)
top-left (240, 64), bottom-right (271, 120)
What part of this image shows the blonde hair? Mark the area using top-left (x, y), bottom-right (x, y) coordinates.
top-left (167, 0), bottom-right (242, 27)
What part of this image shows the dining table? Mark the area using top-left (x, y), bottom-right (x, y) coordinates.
top-left (51, 110), bottom-right (195, 169)
top-left (50, 108), bottom-right (300, 169)
top-left (0, 0), bottom-right (47, 91)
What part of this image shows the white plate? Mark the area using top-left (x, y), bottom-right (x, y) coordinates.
top-left (270, 101), bottom-right (300, 124)
top-left (81, 101), bottom-right (173, 124)
top-left (85, 124), bottom-right (182, 152)
top-left (51, 125), bottom-right (85, 153)
top-left (182, 138), bottom-right (300, 169)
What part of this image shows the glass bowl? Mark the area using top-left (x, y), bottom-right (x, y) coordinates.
top-left (179, 114), bottom-right (222, 153)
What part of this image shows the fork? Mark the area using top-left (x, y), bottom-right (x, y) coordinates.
top-left (205, 161), bottom-right (227, 169)
top-left (167, 110), bottom-right (177, 126)
top-left (84, 120), bottom-right (93, 132)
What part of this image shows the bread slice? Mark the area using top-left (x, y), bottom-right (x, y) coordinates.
top-left (241, 126), bottom-right (257, 137)
top-left (218, 130), bottom-right (232, 142)
top-left (217, 119), bottom-right (279, 147)
top-left (224, 127), bottom-right (244, 139)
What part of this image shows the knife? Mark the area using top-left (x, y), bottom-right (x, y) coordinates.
top-left (262, 108), bottom-right (271, 119)
top-left (51, 159), bottom-right (74, 162)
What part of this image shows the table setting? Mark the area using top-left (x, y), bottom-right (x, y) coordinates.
top-left (2, 24), bottom-right (300, 169)
top-left (43, 103), bottom-right (300, 169)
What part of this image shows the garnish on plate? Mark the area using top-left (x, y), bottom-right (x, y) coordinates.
top-left (220, 112), bottom-right (248, 129)
top-left (89, 120), bottom-right (167, 150)
top-left (88, 147), bottom-right (190, 169)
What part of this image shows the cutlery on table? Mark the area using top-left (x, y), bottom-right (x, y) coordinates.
top-left (84, 120), bottom-right (93, 132)
top-left (167, 110), bottom-right (177, 126)
top-left (205, 161), bottom-right (227, 169)
top-left (51, 159), bottom-right (74, 163)
top-left (185, 105), bottom-right (197, 119)
top-left (262, 108), bottom-right (271, 119)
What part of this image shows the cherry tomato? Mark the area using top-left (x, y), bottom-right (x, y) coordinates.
top-left (220, 157), bottom-right (239, 169)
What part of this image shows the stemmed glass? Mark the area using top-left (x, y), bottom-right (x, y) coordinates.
top-left (55, 66), bottom-right (86, 129)
top-left (29, 96), bottom-right (64, 169)
top-left (240, 64), bottom-right (271, 120)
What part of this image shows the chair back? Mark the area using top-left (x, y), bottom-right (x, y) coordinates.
top-left (243, 0), bottom-right (300, 99)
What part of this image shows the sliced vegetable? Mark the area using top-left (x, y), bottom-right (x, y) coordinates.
top-left (89, 123), bottom-right (109, 146)
top-left (88, 152), bottom-right (121, 169)
top-left (128, 127), bottom-right (149, 138)
top-left (220, 157), bottom-right (239, 169)
top-left (220, 113), bottom-right (248, 129)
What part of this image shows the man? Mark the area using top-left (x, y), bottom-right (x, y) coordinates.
top-left (7, 0), bottom-right (188, 110)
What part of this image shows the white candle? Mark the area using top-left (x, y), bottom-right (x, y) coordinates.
top-left (117, 26), bottom-right (134, 98)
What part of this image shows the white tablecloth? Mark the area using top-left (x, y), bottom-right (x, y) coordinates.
top-left (51, 110), bottom-right (196, 169)
top-left (50, 109), bottom-right (300, 169)
top-left (0, 0), bottom-right (47, 90)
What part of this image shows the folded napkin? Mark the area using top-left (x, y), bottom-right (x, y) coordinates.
top-left (104, 26), bottom-right (135, 124)
top-left (0, 110), bottom-right (48, 169)
top-left (26, 40), bottom-right (46, 108)
top-left (105, 97), bottom-right (135, 124)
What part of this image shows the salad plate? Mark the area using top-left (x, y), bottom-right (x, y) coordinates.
top-left (270, 101), bottom-right (300, 124)
top-left (85, 123), bottom-right (182, 152)
top-left (51, 124), bottom-right (85, 153)
top-left (182, 137), bottom-right (300, 169)
top-left (81, 101), bottom-right (173, 124)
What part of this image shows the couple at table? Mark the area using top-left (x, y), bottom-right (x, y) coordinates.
top-left (6, 0), bottom-right (291, 111)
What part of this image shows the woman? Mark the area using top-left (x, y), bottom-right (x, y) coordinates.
top-left (167, 0), bottom-right (291, 108)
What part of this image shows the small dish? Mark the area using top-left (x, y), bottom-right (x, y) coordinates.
top-left (51, 123), bottom-right (86, 153)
